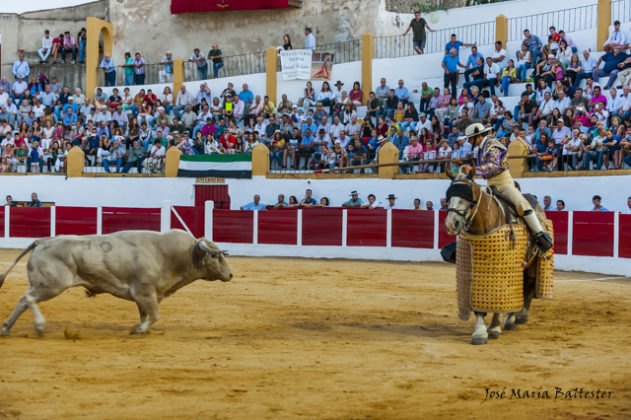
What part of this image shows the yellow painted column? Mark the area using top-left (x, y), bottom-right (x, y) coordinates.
top-left (66, 146), bottom-right (85, 177)
top-left (495, 14), bottom-right (508, 49)
top-left (252, 143), bottom-right (270, 176)
top-left (172, 57), bottom-right (185, 104)
top-left (265, 47), bottom-right (278, 105)
top-left (377, 142), bottom-right (399, 179)
top-left (361, 33), bottom-right (374, 105)
top-left (598, 0), bottom-right (612, 50)
top-left (86, 17), bottom-right (113, 101)
top-left (165, 146), bottom-right (182, 177)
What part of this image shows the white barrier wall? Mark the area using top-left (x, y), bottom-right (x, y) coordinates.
top-left (0, 174), bottom-right (629, 212)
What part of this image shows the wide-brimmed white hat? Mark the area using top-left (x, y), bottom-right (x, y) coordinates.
top-left (464, 123), bottom-right (492, 138)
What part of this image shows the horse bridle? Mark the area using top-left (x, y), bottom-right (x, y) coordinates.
top-left (446, 180), bottom-right (481, 230)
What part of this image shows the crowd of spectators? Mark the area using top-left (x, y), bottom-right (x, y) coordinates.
top-left (4, 18), bottom-right (631, 175)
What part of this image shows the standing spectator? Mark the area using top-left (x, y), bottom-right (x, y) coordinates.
top-left (548, 26), bottom-right (560, 54)
top-left (402, 11), bottom-right (435, 54)
top-left (592, 44), bottom-right (628, 88)
top-left (442, 48), bottom-right (462, 98)
top-left (304, 27), bottom-right (316, 50)
top-left (12, 51), bottom-right (29, 80)
top-left (522, 29), bottom-right (543, 66)
top-left (208, 44), bottom-right (224, 79)
top-left (426, 201), bottom-right (434, 211)
top-left (556, 200), bottom-right (566, 211)
top-left (4, 196), bottom-right (17, 207)
top-left (444, 33), bottom-right (476, 57)
top-left (590, 195), bottom-right (609, 211)
top-left (384, 194), bottom-right (398, 209)
top-left (133, 52), bottom-right (147, 85)
top-left (463, 46), bottom-right (484, 83)
top-left (27, 192), bottom-right (42, 207)
top-left (300, 189), bottom-right (317, 207)
top-left (38, 30), bottom-right (53, 64)
top-left (99, 53), bottom-right (116, 87)
top-left (77, 27), bottom-right (87, 63)
top-left (282, 34), bottom-right (292, 50)
top-left (190, 48), bottom-right (207, 80)
top-left (603, 20), bottom-right (627, 52)
top-left (120, 52), bottom-right (134, 86)
top-left (159, 51), bottom-right (174, 83)
top-left (61, 31), bottom-right (78, 64)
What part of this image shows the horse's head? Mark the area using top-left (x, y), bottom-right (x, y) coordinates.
top-left (444, 165), bottom-right (478, 235)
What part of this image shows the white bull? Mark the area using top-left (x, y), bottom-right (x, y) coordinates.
top-left (0, 229), bottom-right (233, 336)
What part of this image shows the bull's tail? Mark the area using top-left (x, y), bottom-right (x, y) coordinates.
top-left (0, 240), bottom-right (40, 289)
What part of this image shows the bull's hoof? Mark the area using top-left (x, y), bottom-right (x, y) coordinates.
top-left (487, 330), bottom-right (501, 339)
top-left (1, 327), bottom-right (9, 337)
top-left (504, 323), bottom-right (517, 331)
top-left (130, 325), bottom-right (149, 335)
top-left (515, 314), bottom-right (529, 325)
top-left (471, 336), bottom-right (488, 345)
top-left (34, 325), bottom-right (45, 338)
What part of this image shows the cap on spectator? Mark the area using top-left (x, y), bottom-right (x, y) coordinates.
top-left (350, 190), bottom-right (359, 196)
top-left (378, 136), bottom-right (388, 143)
top-left (335, 139), bottom-right (341, 144)
top-left (172, 130), bottom-right (180, 134)
top-left (158, 106), bottom-right (165, 111)
top-left (419, 112), bottom-right (426, 117)
top-left (68, 96), bottom-right (74, 101)
top-left (166, 50), bottom-right (173, 55)
top-left (274, 129), bottom-right (281, 134)
top-left (547, 54), bottom-right (554, 59)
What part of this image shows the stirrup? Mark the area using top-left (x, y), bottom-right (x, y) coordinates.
top-left (534, 231), bottom-right (553, 254)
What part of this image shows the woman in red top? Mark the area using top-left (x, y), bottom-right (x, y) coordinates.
top-left (375, 116), bottom-right (388, 137)
top-left (51, 33), bottom-right (64, 64)
top-left (349, 81), bottom-right (363, 107)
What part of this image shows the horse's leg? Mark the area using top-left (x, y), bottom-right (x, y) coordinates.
top-left (516, 268), bottom-right (537, 325)
top-left (504, 312), bottom-right (517, 330)
top-left (472, 312), bottom-right (488, 345)
top-left (487, 313), bottom-right (502, 339)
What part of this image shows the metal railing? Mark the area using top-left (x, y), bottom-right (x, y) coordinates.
top-left (374, 20), bottom-right (495, 59)
top-left (612, 0), bottom-right (630, 23)
top-left (316, 39), bottom-right (362, 64)
top-left (184, 51), bottom-right (266, 82)
top-left (508, 4), bottom-right (598, 42)
top-left (98, 64), bottom-right (165, 87)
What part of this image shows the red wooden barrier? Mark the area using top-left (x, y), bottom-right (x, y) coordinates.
top-left (302, 208), bottom-right (343, 246)
top-left (0, 207), bottom-right (4, 238)
top-left (347, 209), bottom-right (387, 247)
top-left (258, 209), bottom-right (297, 245)
top-left (10, 207), bottom-right (51, 238)
top-left (619, 214), bottom-right (631, 258)
top-left (572, 211), bottom-right (614, 257)
top-left (391, 210), bottom-right (434, 248)
top-left (56, 207), bottom-right (98, 236)
top-left (438, 211), bottom-right (454, 248)
top-left (545, 211), bottom-right (568, 255)
top-left (102, 207), bottom-right (161, 234)
top-left (171, 206), bottom-right (205, 238)
top-left (213, 210), bottom-right (253, 243)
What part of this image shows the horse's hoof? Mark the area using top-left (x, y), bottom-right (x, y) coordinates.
top-left (515, 314), bottom-right (529, 325)
top-left (35, 325), bottom-right (45, 337)
top-left (488, 330), bottom-right (501, 339)
top-left (504, 323), bottom-right (517, 331)
top-left (471, 336), bottom-right (488, 345)
top-left (1, 327), bottom-right (9, 337)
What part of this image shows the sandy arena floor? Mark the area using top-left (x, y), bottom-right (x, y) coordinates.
top-left (0, 251), bottom-right (629, 419)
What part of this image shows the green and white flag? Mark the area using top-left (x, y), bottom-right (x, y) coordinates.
top-left (178, 154), bottom-right (252, 178)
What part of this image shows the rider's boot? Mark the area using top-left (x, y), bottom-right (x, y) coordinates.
top-left (523, 210), bottom-right (553, 254)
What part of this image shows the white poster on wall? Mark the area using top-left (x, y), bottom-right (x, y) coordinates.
top-left (280, 49), bottom-right (312, 80)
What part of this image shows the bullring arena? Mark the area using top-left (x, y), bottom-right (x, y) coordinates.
top-left (0, 254), bottom-right (629, 419)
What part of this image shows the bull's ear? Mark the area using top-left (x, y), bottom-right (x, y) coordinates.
top-left (466, 166), bottom-right (476, 179)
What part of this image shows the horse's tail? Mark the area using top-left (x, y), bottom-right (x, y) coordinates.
top-left (0, 240), bottom-right (40, 288)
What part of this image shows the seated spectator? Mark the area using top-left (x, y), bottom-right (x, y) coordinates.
top-left (384, 89), bottom-right (399, 119)
top-left (143, 139), bottom-right (166, 173)
top-left (603, 20), bottom-right (627, 52)
top-left (522, 29), bottom-right (543, 66)
top-left (471, 95), bottom-right (491, 123)
top-left (491, 40), bottom-right (508, 70)
top-left (241, 194), bottom-right (266, 210)
top-left (463, 46), bottom-right (484, 83)
top-left (394, 79), bottom-right (410, 105)
top-left (499, 59), bottom-right (517, 96)
top-left (27, 192), bottom-right (42, 207)
top-left (299, 189), bottom-right (317, 207)
top-left (556, 40), bottom-right (573, 69)
top-left (433, 88), bottom-right (452, 122)
top-left (516, 44), bottom-right (532, 82)
top-left (419, 82), bottom-right (433, 113)
top-left (592, 44), bottom-right (628, 89)
top-left (61, 31), bottom-right (78, 64)
top-left (534, 54), bottom-right (557, 87)
top-left (366, 91), bottom-right (383, 125)
top-left (349, 81), bottom-right (363, 107)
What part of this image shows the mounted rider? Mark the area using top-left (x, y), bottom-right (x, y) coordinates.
top-left (453, 123), bottom-right (553, 253)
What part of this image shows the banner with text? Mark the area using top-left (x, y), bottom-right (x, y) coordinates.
top-left (171, 0), bottom-right (288, 14)
top-left (280, 50), bottom-right (312, 80)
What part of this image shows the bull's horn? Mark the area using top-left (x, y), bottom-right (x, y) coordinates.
top-left (198, 240), bottom-right (220, 255)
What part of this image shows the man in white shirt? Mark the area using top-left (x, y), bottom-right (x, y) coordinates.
top-left (254, 116), bottom-right (267, 136)
top-left (329, 115), bottom-right (345, 140)
top-left (144, 140), bottom-right (166, 173)
top-left (304, 27), bottom-right (316, 50)
top-left (0, 87), bottom-right (8, 107)
top-left (233, 95), bottom-right (245, 123)
top-left (556, 90), bottom-right (571, 113)
top-left (574, 50), bottom-right (598, 88)
top-left (173, 85), bottom-right (194, 118)
top-left (603, 20), bottom-right (628, 52)
top-left (345, 115), bottom-right (361, 137)
top-left (384, 194), bottom-right (399, 210)
top-left (483, 56), bottom-right (500, 96)
top-left (38, 30), bottom-right (53, 63)
top-left (416, 112), bottom-right (432, 134)
top-left (491, 41), bottom-right (508, 70)
top-left (607, 88), bottom-right (622, 116)
top-left (535, 92), bottom-right (556, 122)
top-left (332, 81), bottom-right (345, 102)
top-left (563, 128), bottom-right (583, 170)
top-left (620, 85), bottom-right (631, 119)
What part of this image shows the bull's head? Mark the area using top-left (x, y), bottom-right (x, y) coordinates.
top-left (196, 239), bottom-right (233, 282)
